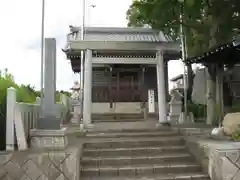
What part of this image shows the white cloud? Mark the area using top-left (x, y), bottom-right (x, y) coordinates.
top-left (0, 0), bottom-right (183, 91)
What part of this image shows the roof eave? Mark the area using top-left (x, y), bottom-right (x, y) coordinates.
top-left (185, 39), bottom-right (240, 65)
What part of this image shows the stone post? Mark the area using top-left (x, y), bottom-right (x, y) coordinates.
top-left (60, 93), bottom-right (70, 125)
top-left (38, 38), bottom-right (60, 130)
top-left (83, 49), bottom-right (93, 127)
top-left (156, 51), bottom-right (168, 124)
top-left (168, 90), bottom-right (183, 124)
top-left (6, 87), bottom-right (16, 151)
top-left (30, 38), bottom-right (67, 149)
top-left (60, 94), bottom-right (68, 109)
top-left (148, 89), bottom-right (155, 113)
top-left (35, 97), bottom-right (41, 105)
top-left (169, 102), bottom-right (182, 124)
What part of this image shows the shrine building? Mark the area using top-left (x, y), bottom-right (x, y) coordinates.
top-left (63, 27), bottom-right (181, 126)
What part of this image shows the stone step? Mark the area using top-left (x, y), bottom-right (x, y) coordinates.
top-left (86, 127), bottom-right (173, 133)
top-left (83, 145), bottom-right (187, 157)
top-left (92, 113), bottom-right (144, 120)
top-left (81, 163), bottom-right (202, 177)
top-left (92, 118), bottom-right (145, 123)
top-left (80, 173), bottom-right (209, 180)
top-left (84, 137), bottom-right (184, 149)
top-left (82, 153), bottom-right (195, 167)
top-left (85, 131), bottom-right (180, 138)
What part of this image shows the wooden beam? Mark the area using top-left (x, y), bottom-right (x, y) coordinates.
top-left (68, 40), bottom-right (180, 52)
top-left (92, 57), bottom-right (157, 64)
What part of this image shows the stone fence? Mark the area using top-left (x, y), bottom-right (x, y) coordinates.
top-left (178, 127), bottom-right (240, 180)
top-left (0, 147), bottom-right (80, 180)
top-left (5, 87), bottom-right (71, 151)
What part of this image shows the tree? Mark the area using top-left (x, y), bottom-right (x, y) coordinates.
top-left (127, 0), bottom-right (240, 55)
top-left (127, 0), bottom-right (240, 124)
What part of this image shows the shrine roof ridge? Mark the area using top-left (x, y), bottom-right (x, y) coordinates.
top-left (70, 26), bottom-right (162, 33)
top-left (68, 26), bottom-right (172, 42)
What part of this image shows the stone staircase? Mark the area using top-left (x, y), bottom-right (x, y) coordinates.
top-left (92, 113), bottom-right (145, 122)
top-left (80, 128), bottom-right (210, 180)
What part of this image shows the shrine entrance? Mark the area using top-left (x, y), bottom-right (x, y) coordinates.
top-left (119, 71), bottom-right (140, 102)
top-left (111, 65), bottom-right (141, 102)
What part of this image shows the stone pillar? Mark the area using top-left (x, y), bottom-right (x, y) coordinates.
top-left (6, 87), bottom-right (16, 151)
top-left (83, 49), bottom-right (93, 127)
top-left (38, 38), bottom-right (60, 130)
top-left (141, 67), bottom-right (148, 120)
top-left (164, 61), bottom-right (169, 100)
top-left (148, 89), bottom-right (155, 113)
top-left (31, 38), bottom-right (67, 149)
top-left (60, 94), bottom-right (68, 108)
top-left (156, 51), bottom-right (168, 124)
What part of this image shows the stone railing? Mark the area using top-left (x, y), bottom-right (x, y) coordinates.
top-left (5, 87), bottom-right (71, 151)
top-left (177, 126), bottom-right (240, 180)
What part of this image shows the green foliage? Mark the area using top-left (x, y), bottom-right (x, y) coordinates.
top-left (231, 131), bottom-right (240, 141)
top-left (56, 92), bottom-right (61, 102)
top-left (0, 69), bottom-right (71, 107)
top-left (0, 72), bottom-right (18, 106)
top-left (16, 85), bottom-right (37, 103)
top-left (188, 102), bottom-right (206, 119)
top-left (127, 0), bottom-right (240, 57)
top-left (0, 70), bottom-right (37, 109)
top-left (34, 90), bottom-right (70, 103)
top-left (59, 90), bottom-right (71, 97)
top-left (228, 104), bottom-right (240, 113)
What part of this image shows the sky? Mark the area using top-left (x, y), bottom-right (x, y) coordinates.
top-left (0, 0), bottom-right (184, 91)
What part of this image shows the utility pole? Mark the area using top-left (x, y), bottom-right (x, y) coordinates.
top-left (79, 0), bottom-right (96, 124)
top-left (40, 0), bottom-right (45, 117)
top-left (179, 0), bottom-right (188, 121)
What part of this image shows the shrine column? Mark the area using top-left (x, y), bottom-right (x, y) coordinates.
top-left (156, 51), bottom-right (168, 124)
top-left (164, 61), bottom-right (169, 100)
top-left (83, 49), bottom-right (93, 126)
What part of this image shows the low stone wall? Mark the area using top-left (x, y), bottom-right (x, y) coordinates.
top-left (0, 147), bottom-right (80, 180)
top-left (178, 127), bottom-right (240, 180)
top-left (209, 147), bottom-right (240, 180)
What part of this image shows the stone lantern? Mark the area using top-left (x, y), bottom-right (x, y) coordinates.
top-left (168, 89), bottom-right (183, 124)
top-left (71, 81), bottom-right (81, 101)
top-left (70, 81), bottom-right (81, 124)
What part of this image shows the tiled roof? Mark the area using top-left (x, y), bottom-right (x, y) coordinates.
top-left (67, 27), bottom-right (172, 43)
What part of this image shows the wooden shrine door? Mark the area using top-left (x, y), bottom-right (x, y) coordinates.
top-left (110, 69), bottom-right (141, 102)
